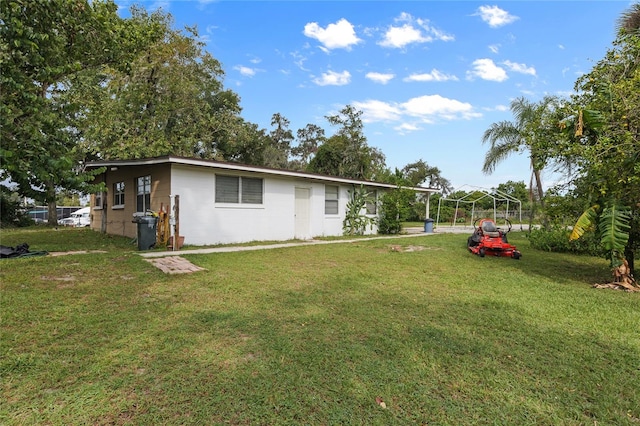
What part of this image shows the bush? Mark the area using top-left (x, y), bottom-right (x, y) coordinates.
top-left (0, 189), bottom-right (34, 228)
top-left (526, 227), bottom-right (604, 256)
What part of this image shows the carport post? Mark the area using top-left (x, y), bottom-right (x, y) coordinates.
top-left (425, 193), bottom-right (431, 220)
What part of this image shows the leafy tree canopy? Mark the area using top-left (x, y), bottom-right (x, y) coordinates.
top-left (0, 0), bottom-right (155, 223)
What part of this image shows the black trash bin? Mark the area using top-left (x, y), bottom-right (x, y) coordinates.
top-left (132, 215), bottom-right (158, 250)
top-left (424, 218), bottom-right (434, 233)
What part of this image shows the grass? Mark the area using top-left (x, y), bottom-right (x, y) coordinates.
top-left (1, 227), bottom-right (639, 425)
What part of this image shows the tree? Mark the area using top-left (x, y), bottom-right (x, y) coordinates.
top-left (401, 159), bottom-right (452, 193)
top-left (481, 96), bottom-right (559, 227)
top-left (557, 4), bottom-right (640, 287)
top-left (309, 105), bottom-right (385, 180)
top-left (290, 124), bottom-right (325, 171)
top-left (1, 0), bottom-right (149, 224)
top-left (264, 113), bottom-right (293, 169)
top-left (80, 8), bottom-right (242, 161)
top-left (377, 170), bottom-right (414, 234)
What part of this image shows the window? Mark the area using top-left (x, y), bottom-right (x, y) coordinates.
top-left (325, 185), bottom-right (339, 214)
top-left (113, 181), bottom-right (125, 207)
top-left (241, 177), bottom-right (263, 204)
top-left (94, 192), bottom-right (104, 209)
top-left (215, 175), bottom-right (263, 204)
top-left (136, 175), bottom-right (151, 212)
top-left (366, 190), bottom-right (377, 215)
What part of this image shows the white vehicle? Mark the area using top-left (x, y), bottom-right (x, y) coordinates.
top-left (59, 207), bottom-right (91, 227)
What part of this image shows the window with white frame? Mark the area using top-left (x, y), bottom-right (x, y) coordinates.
top-left (113, 181), bottom-right (125, 207)
top-left (136, 175), bottom-right (151, 212)
top-left (215, 175), bottom-right (263, 204)
top-left (325, 185), bottom-right (339, 214)
top-left (366, 190), bottom-right (377, 215)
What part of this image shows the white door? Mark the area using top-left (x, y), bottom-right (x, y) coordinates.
top-left (294, 187), bottom-right (311, 240)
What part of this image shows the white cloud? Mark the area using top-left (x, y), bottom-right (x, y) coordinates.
top-left (379, 12), bottom-right (453, 49)
top-left (503, 60), bottom-right (536, 76)
top-left (395, 122), bottom-right (422, 133)
top-left (495, 104), bottom-right (508, 111)
top-left (365, 72), bottom-right (395, 84)
top-left (312, 70), bottom-right (351, 86)
top-left (234, 65), bottom-right (258, 77)
top-left (467, 58), bottom-right (508, 82)
top-left (352, 100), bottom-right (402, 122)
top-left (488, 44), bottom-right (500, 54)
top-left (475, 5), bottom-right (519, 28)
top-left (404, 69), bottom-right (458, 82)
top-left (351, 94), bottom-right (481, 131)
top-left (379, 24), bottom-right (431, 48)
top-left (290, 51), bottom-right (310, 71)
top-left (303, 18), bottom-right (361, 51)
top-left (401, 95), bottom-right (478, 120)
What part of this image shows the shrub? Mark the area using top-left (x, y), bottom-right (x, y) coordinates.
top-left (0, 188), bottom-right (34, 228)
top-left (526, 227), bottom-right (603, 256)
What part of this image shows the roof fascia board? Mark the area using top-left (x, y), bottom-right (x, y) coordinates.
top-left (87, 156), bottom-right (438, 193)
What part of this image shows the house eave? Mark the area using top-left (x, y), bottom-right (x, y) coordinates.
top-left (86, 156), bottom-right (439, 193)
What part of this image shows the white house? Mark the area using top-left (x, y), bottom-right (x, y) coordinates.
top-left (86, 156), bottom-right (437, 246)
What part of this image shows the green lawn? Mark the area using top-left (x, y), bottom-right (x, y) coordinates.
top-left (1, 227), bottom-right (639, 425)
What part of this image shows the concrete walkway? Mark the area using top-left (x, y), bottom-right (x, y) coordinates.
top-left (138, 230), bottom-right (436, 259)
top-left (139, 224), bottom-right (530, 259)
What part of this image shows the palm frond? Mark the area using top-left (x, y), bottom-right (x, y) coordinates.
top-left (617, 3), bottom-right (640, 33)
top-left (569, 205), bottom-right (599, 241)
top-left (481, 132), bottom-right (521, 174)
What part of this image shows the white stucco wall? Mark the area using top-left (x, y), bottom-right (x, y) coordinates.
top-left (170, 165), bottom-right (378, 246)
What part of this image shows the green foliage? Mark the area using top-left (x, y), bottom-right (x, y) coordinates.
top-left (570, 205), bottom-right (600, 240)
top-left (551, 5), bottom-right (640, 272)
top-left (401, 159), bottom-right (452, 193)
top-left (0, 187), bottom-right (33, 228)
top-left (542, 187), bottom-right (588, 226)
top-left (378, 187), bottom-right (414, 234)
top-left (570, 203), bottom-right (632, 268)
top-left (308, 105), bottom-right (385, 180)
top-left (0, 0), bottom-right (152, 223)
top-left (599, 204), bottom-right (631, 267)
top-left (342, 186), bottom-right (376, 236)
top-left (81, 10), bottom-right (242, 161)
top-left (527, 227), bottom-right (603, 256)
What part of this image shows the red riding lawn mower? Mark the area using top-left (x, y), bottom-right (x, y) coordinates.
top-left (467, 218), bottom-right (522, 259)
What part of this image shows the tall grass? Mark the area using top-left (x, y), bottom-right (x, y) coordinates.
top-left (1, 228), bottom-right (638, 425)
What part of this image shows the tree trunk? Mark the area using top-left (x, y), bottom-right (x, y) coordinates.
top-left (46, 180), bottom-right (58, 226)
top-left (531, 167), bottom-right (549, 230)
top-left (625, 245), bottom-right (635, 279)
top-left (612, 259), bottom-right (639, 291)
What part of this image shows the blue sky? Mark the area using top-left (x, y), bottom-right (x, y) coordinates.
top-left (118, 1), bottom-right (631, 190)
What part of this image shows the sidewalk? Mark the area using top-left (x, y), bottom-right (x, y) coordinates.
top-left (139, 231), bottom-right (435, 259)
top-left (139, 224), bottom-right (530, 259)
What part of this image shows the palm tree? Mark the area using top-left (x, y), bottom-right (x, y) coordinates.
top-left (481, 96), bottom-right (556, 225)
top-left (617, 3), bottom-right (640, 34)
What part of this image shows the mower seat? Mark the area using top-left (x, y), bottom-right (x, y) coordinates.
top-left (481, 221), bottom-right (501, 238)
